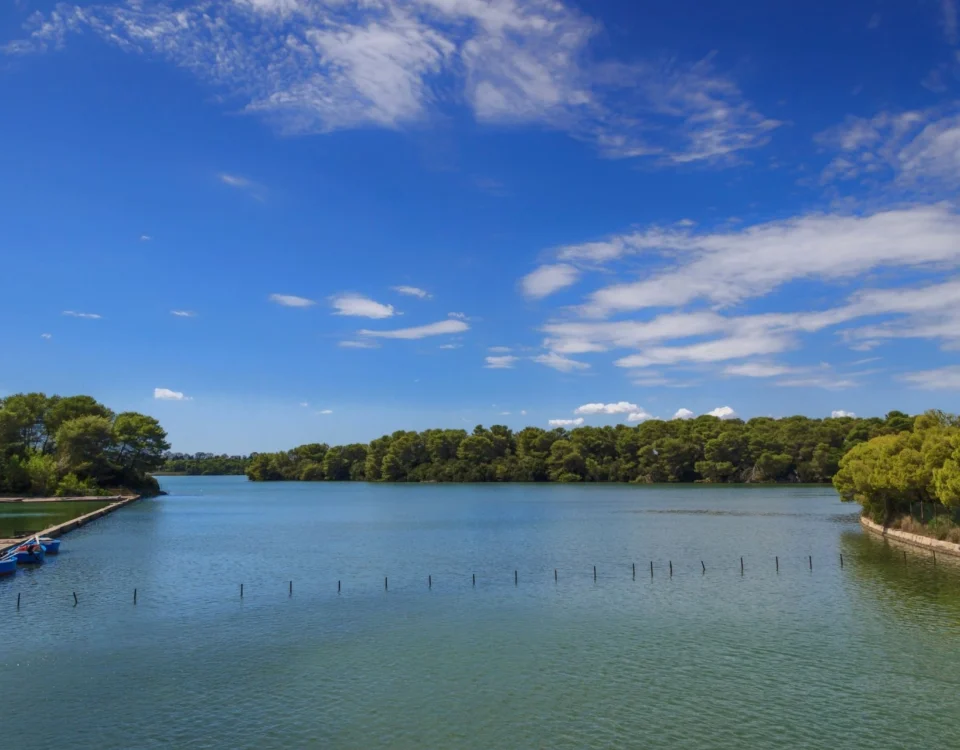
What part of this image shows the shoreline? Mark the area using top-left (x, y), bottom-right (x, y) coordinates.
top-left (0, 494), bottom-right (142, 554)
top-left (860, 515), bottom-right (960, 557)
top-left (0, 494), bottom-right (131, 504)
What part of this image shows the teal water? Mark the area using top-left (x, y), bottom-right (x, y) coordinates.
top-left (3, 477), bottom-right (960, 749)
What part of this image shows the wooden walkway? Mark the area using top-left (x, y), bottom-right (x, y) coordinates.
top-left (0, 495), bottom-right (141, 555)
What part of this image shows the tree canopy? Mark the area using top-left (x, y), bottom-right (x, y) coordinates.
top-left (0, 393), bottom-right (168, 496)
top-left (160, 452), bottom-right (250, 476)
top-left (246, 412), bottom-right (918, 485)
top-left (833, 410), bottom-right (960, 522)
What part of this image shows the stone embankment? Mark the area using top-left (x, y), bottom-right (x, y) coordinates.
top-left (860, 515), bottom-right (960, 557)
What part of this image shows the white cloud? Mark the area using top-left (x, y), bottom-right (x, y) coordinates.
top-left (319, 409), bottom-right (333, 414)
top-left (499, 411), bottom-right (511, 416)
top-left (724, 362), bottom-right (797, 377)
top-left (7, 1), bottom-right (776, 164)
top-left (532, 352), bottom-right (590, 372)
top-left (615, 332), bottom-right (790, 369)
top-left (299, 402), bottom-right (309, 407)
top-left (705, 406), bottom-right (737, 419)
top-left (331, 293), bottom-right (396, 318)
top-left (40, 333), bottom-right (52, 340)
top-left (520, 409), bottom-right (528, 415)
top-left (521, 264), bottom-right (580, 299)
top-left (776, 376), bottom-right (856, 390)
top-left (339, 340), bottom-right (379, 349)
top-left (579, 205), bottom-right (960, 318)
top-left (392, 285), bottom-right (431, 299)
top-left (171, 310), bottom-right (196, 317)
top-left (439, 343), bottom-right (461, 349)
top-left (831, 410), bottom-right (856, 418)
top-left (901, 365), bottom-right (960, 390)
top-left (361, 319), bottom-right (469, 339)
top-left (62, 311), bottom-right (101, 319)
top-left (448, 312), bottom-right (468, 320)
top-left (817, 108), bottom-right (960, 190)
top-left (270, 293), bottom-right (316, 308)
top-left (627, 409), bottom-right (655, 422)
top-left (575, 402), bottom-right (639, 415)
top-left (549, 417), bottom-right (584, 427)
top-left (484, 355), bottom-right (519, 369)
top-left (140, 234), bottom-right (152, 241)
top-left (154, 387), bottom-right (191, 401)
top-left (673, 408), bottom-right (695, 420)
top-left (488, 346), bottom-right (512, 353)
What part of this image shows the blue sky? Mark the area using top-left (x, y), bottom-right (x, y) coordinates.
top-left (2, 0), bottom-right (959, 453)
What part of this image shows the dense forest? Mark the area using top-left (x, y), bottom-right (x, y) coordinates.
top-left (833, 410), bottom-right (960, 537)
top-left (0, 393), bottom-right (168, 497)
top-left (160, 452), bottom-right (250, 476)
top-left (244, 411), bottom-right (918, 485)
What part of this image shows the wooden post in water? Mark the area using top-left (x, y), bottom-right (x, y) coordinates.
top-left (593, 565), bottom-right (597, 582)
top-left (385, 577), bottom-right (388, 591)
top-left (809, 555), bottom-right (812, 570)
top-left (515, 570), bottom-right (518, 586)
top-left (554, 568), bottom-right (558, 583)
top-left (73, 592), bottom-right (78, 606)
top-left (338, 580), bottom-right (341, 594)
top-left (840, 554), bottom-right (844, 569)
top-left (289, 581), bottom-right (293, 596)
top-left (650, 560), bottom-right (653, 578)
top-left (473, 573), bottom-right (476, 586)
top-left (740, 557), bottom-right (744, 576)
top-left (240, 583), bottom-right (244, 598)
top-left (17, 592), bottom-right (20, 610)
top-left (428, 575), bottom-right (432, 589)
top-left (669, 561), bottom-right (673, 577)
top-left (632, 562), bottom-right (636, 579)
top-left (776, 556), bottom-right (779, 573)
top-left (134, 588), bottom-right (137, 605)
top-left (701, 561), bottom-right (706, 574)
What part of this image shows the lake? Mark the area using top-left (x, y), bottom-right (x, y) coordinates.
top-left (3, 477), bottom-right (959, 749)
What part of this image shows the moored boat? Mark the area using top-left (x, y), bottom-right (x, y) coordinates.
top-left (0, 555), bottom-right (16, 576)
top-left (13, 539), bottom-right (46, 564)
top-left (39, 537), bottom-right (60, 554)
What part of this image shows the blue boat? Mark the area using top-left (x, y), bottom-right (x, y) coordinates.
top-left (39, 537), bottom-right (60, 554)
top-left (13, 539), bottom-right (45, 564)
top-left (0, 555), bottom-right (16, 576)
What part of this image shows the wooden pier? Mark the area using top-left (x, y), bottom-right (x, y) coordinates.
top-left (0, 494), bottom-right (141, 554)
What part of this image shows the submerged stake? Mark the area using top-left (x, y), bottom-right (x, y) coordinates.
top-left (554, 568), bottom-right (558, 583)
top-left (384, 577), bottom-right (388, 591)
top-left (338, 580), bottom-right (341, 594)
top-left (428, 575), bottom-right (432, 589)
top-left (515, 570), bottom-right (518, 586)
top-left (809, 555), bottom-right (813, 570)
top-left (740, 557), bottom-right (744, 575)
top-left (473, 573), bottom-right (476, 586)
top-left (776, 556), bottom-right (779, 573)
top-left (240, 583), bottom-right (244, 598)
top-left (73, 592), bottom-right (78, 606)
top-left (593, 565), bottom-right (597, 581)
top-left (289, 581), bottom-right (293, 596)
top-left (133, 588), bottom-right (137, 605)
top-left (17, 592), bottom-right (20, 610)
top-left (650, 560), bottom-right (653, 578)
top-left (669, 561), bottom-right (673, 577)
top-left (840, 554), bottom-right (844, 569)
top-left (701, 560), bottom-right (706, 574)
top-left (632, 562), bottom-right (636, 579)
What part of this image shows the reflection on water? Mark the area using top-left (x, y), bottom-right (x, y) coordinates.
top-left (2, 478), bottom-right (960, 749)
top-left (0, 500), bottom-right (110, 537)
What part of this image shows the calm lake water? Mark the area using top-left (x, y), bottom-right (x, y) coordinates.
top-left (3, 477), bottom-right (960, 749)
top-left (0, 500), bottom-right (111, 538)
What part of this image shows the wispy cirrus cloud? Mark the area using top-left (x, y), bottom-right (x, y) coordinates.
top-left (901, 365), bottom-right (960, 389)
top-left (360, 319), bottom-right (468, 339)
top-left (532, 352), bottom-right (590, 372)
top-left (391, 285), bottom-right (431, 299)
top-left (548, 417), bottom-right (584, 427)
top-left (63, 310), bottom-right (101, 319)
top-left (4, 0), bottom-right (776, 165)
top-left (484, 355), bottom-right (519, 369)
top-left (171, 310), bottom-right (196, 318)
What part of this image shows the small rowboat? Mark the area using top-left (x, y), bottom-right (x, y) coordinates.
top-left (0, 555), bottom-right (16, 576)
top-left (13, 539), bottom-right (46, 564)
top-left (38, 537), bottom-right (60, 554)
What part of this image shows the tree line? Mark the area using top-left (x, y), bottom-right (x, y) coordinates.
top-left (160, 452), bottom-right (250, 476)
top-left (243, 412), bottom-right (918, 485)
top-left (834, 410), bottom-right (960, 524)
top-left (0, 393), bottom-right (168, 497)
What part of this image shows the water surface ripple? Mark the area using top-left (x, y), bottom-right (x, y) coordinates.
top-left (3, 478), bottom-right (959, 749)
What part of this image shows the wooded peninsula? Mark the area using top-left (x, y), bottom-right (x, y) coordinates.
top-left (0, 393), bottom-right (168, 497)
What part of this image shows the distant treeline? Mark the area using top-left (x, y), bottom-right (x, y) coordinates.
top-left (160, 452), bottom-right (251, 476)
top-left (243, 412), bottom-right (919, 484)
top-left (0, 393), bottom-right (168, 497)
